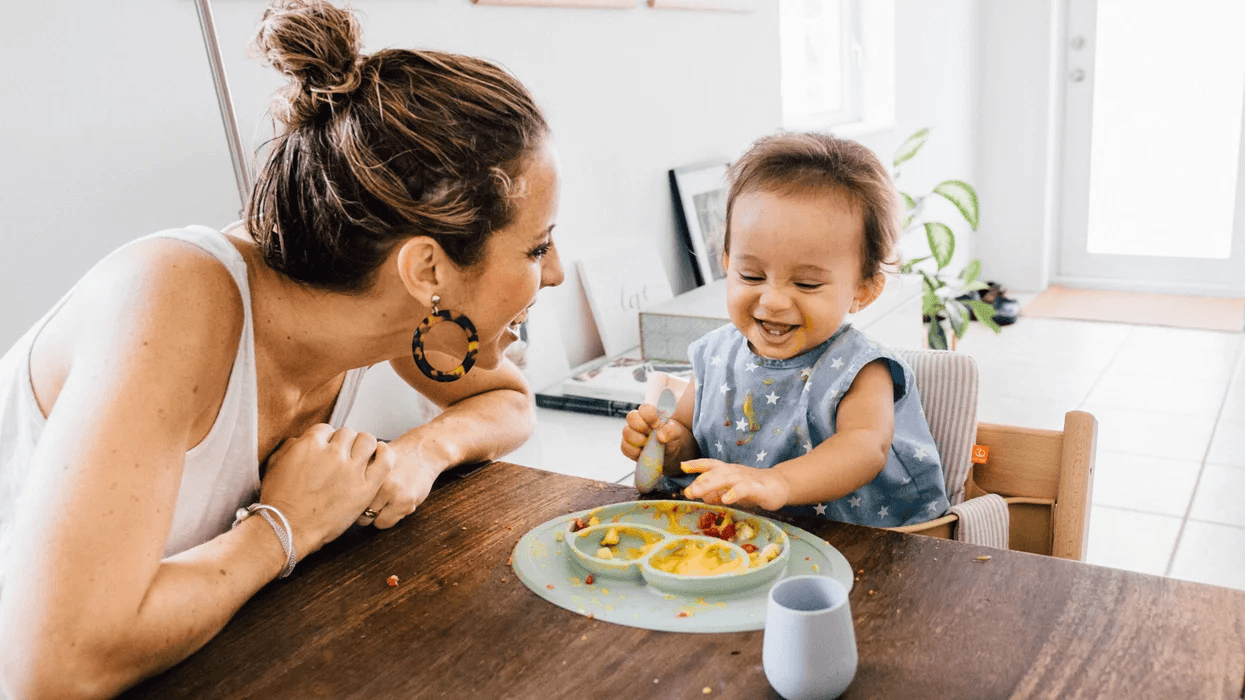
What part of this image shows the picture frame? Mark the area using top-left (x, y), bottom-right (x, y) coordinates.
top-left (474, 0), bottom-right (635, 8)
top-left (647, 0), bottom-right (756, 11)
top-left (669, 161), bottom-right (731, 286)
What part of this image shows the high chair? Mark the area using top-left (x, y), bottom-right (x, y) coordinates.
top-left (888, 348), bottom-right (1097, 561)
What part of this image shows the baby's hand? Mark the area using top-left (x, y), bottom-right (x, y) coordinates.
top-left (681, 459), bottom-right (791, 512)
top-left (619, 403), bottom-right (672, 460)
top-left (620, 404), bottom-right (695, 473)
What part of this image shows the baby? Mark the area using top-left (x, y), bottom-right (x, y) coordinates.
top-left (621, 132), bottom-right (948, 527)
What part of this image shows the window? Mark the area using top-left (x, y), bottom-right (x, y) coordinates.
top-left (779, 0), bottom-right (894, 134)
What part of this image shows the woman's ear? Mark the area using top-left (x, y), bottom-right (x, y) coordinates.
top-left (395, 237), bottom-right (444, 304)
top-left (850, 273), bottom-right (886, 314)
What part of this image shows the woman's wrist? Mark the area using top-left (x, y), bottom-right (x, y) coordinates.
top-left (232, 506), bottom-right (297, 579)
top-left (388, 430), bottom-right (457, 476)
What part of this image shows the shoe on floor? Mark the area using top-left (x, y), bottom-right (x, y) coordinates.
top-left (957, 281), bottom-right (1020, 326)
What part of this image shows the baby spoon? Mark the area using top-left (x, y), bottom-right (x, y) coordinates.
top-left (635, 387), bottom-right (677, 493)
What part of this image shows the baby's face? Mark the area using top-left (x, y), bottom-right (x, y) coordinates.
top-left (724, 188), bottom-right (874, 360)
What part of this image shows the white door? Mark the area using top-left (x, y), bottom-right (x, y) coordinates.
top-left (1058, 0), bottom-right (1245, 296)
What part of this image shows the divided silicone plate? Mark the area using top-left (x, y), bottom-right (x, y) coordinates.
top-left (512, 500), bottom-right (853, 633)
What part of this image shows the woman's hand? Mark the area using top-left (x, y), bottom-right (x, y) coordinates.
top-left (260, 424), bottom-right (391, 556)
top-left (620, 405), bottom-right (697, 475)
top-left (681, 459), bottom-right (792, 512)
top-left (355, 455), bottom-right (439, 529)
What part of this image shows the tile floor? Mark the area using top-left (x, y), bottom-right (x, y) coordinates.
top-left (510, 314), bottom-right (1245, 593)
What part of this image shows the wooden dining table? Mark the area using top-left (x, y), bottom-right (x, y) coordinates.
top-left (121, 461), bottom-right (1245, 700)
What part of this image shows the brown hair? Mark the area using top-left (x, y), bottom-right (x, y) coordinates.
top-left (247, 0), bottom-right (549, 293)
top-left (724, 132), bottom-right (899, 281)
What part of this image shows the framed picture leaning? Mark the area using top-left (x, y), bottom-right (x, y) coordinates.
top-left (669, 161), bottom-right (731, 286)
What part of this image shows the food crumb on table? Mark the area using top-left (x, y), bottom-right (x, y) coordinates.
top-left (386, 575), bottom-right (399, 587)
top-left (868, 590), bottom-right (874, 596)
top-left (703, 687), bottom-right (712, 694)
top-left (974, 555), bottom-right (992, 562)
top-left (501, 577), bottom-right (508, 583)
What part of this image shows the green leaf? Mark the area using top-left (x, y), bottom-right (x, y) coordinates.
top-left (899, 191), bottom-right (917, 211)
top-left (946, 300), bottom-right (968, 338)
top-left (966, 300), bottom-right (1002, 334)
top-left (959, 259), bottom-right (982, 286)
top-left (899, 255), bottom-right (930, 274)
top-left (926, 319), bottom-right (949, 350)
top-left (933, 180), bottom-right (979, 230)
top-left (925, 222), bottom-right (955, 270)
top-left (960, 280), bottom-right (990, 293)
top-left (921, 289), bottom-right (941, 317)
top-left (893, 128), bottom-right (930, 169)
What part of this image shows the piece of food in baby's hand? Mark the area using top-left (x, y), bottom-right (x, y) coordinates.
top-left (600, 528), bottom-right (620, 546)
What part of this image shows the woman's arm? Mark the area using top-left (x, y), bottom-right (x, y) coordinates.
top-left (682, 359), bottom-right (896, 510)
top-left (0, 244), bottom-right (386, 700)
top-left (356, 354), bottom-right (535, 529)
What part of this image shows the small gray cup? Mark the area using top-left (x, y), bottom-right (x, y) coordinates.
top-left (762, 575), bottom-right (857, 700)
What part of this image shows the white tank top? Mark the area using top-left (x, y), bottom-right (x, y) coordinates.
top-left (0, 226), bottom-right (368, 588)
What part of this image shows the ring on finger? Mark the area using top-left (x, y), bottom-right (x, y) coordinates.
top-left (362, 508), bottom-right (380, 519)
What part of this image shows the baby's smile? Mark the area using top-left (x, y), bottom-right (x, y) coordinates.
top-left (757, 319), bottom-right (798, 338)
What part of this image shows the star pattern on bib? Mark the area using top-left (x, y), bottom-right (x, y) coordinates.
top-left (698, 328), bottom-right (943, 529)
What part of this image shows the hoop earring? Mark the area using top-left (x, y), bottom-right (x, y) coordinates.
top-left (411, 294), bottom-right (479, 382)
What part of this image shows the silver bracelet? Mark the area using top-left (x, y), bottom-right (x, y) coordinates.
top-left (232, 503), bottom-right (298, 578)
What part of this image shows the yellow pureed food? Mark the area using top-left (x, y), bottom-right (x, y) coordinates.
top-left (649, 541), bottom-right (746, 576)
top-left (580, 526), bottom-right (665, 561)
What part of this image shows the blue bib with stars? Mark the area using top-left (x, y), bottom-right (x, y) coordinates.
top-left (664, 323), bottom-right (949, 528)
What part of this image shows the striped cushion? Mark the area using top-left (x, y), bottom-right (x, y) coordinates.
top-left (949, 493), bottom-right (1010, 549)
top-left (893, 348), bottom-right (980, 505)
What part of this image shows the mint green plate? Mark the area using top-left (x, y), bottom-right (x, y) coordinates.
top-left (512, 501), bottom-right (853, 633)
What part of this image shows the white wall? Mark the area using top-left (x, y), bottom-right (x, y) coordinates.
top-left (1, 0), bottom-right (985, 383)
top-left (0, 2), bottom-right (241, 350)
top-left (974, 0), bottom-right (1063, 293)
top-left (855, 0), bottom-right (981, 279)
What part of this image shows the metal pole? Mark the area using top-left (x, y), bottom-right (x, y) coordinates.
top-left (194, 0), bottom-right (252, 212)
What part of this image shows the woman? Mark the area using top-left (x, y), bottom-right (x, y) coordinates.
top-left (0, 1), bottom-right (563, 697)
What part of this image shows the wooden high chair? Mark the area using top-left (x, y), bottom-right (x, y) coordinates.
top-left (889, 349), bottom-right (1098, 561)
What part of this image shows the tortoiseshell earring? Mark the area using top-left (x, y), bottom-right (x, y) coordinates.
top-left (411, 294), bottom-right (479, 382)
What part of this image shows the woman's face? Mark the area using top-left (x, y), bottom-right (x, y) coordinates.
top-left (451, 139), bottom-right (564, 371)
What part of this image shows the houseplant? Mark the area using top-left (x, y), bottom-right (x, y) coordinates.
top-left (891, 128), bottom-right (1002, 350)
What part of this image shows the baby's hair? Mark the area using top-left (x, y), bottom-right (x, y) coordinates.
top-left (724, 132), bottom-right (900, 281)
top-left (247, 0), bottom-right (549, 293)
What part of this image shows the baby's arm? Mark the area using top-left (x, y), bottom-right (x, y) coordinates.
top-left (683, 359), bottom-right (895, 510)
top-left (619, 377), bottom-right (701, 476)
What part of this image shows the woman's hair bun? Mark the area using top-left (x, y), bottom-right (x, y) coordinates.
top-left (253, 0), bottom-right (363, 128)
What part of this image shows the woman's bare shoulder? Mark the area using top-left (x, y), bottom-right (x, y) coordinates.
top-left (31, 236), bottom-right (246, 423)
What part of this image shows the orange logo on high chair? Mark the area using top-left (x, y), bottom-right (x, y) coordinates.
top-left (971, 445), bottom-right (989, 464)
